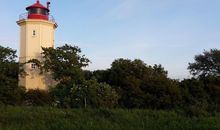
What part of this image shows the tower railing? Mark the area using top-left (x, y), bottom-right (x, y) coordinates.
top-left (18, 13), bottom-right (56, 22)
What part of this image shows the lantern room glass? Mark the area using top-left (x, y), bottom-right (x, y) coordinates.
top-left (28, 8), bottom-right (48, 16)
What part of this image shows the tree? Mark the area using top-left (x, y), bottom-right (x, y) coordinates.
top-left (180, 79), bottom-right (210, 116)
top-left (92, 70), bottom-right (110, 83)
top-left (202, 76), bottom-right (220, 111)
top-left (188, 49), bottom-right (220, 78)
top-left (103, 58), bottom-right (181, 109)
top-left (50, 79), bottom-right (119, 108)
top-left (0, 46), bottom-right (25, 105)
top-left (71, 79), bottom-right (119, 108)
top-left (30, 44), bottom-right (90, 83)
top-left (28, 44), bottom-right (91, 107)
top-left (141, 76), bottom-right (181, 109)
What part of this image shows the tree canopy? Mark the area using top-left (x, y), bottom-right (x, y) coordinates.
top-left (91, 58), bottom-right (181, 109)
top-left (188, 49), bottom-right (220, 78)
top-left (30, 44), bottom-right (90, 83)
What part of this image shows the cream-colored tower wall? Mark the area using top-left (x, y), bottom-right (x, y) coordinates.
top-left (17, 19), bottom-right (57, 90)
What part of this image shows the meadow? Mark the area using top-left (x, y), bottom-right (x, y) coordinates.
top-left (0, 106), bottom-right (220, 130)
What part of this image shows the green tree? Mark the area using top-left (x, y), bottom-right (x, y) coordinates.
top-left (71, 79), bottom-right (119, 108)
top-left (188, 49), bottom-right (220, 113)
top-left (0, 46), bottom-right (25, 105)
top-left (30, 44), bottom-right (90, 83)
top-left (202, 76), bottom-right (220, 111)
top-left (107, 59), bottom-right (146, 108)
top-left (29, 44), bottom-right (90, 107)
top-left (180, 79), bottom-right (210, 116)
top-left (188, 49), bottom-right (220, 78)
top-left (92, 70), bottom-right (110, 83)
top-left (105, 58), bottom-right (181, 109)
top-left (50, 79), bottom-right (119, 108)
top-left (141, 77), bottom-right (181, 109)
top-left (49, 81), bottom-right (73, 108)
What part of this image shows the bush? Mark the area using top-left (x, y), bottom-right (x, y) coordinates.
top-left (24, 89), bottom-right (52, 106)
top-left (50, 79), bottom-right (119, 108)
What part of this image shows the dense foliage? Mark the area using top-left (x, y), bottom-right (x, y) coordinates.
top-left (0, 46), bottom-right (25, 105)
top-left (49, 79), bottom-right (119, 108)
top-left (91, 59), bottom-right (181, 109)
top-left (0, 45), bottom-right (220, 116)
top-left (188, 49), bottom-right (220, 78)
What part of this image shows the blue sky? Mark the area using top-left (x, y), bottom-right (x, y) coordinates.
top-left (0, 0), bottom-right (220, 79)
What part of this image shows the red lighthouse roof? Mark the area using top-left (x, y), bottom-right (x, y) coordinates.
top-left (25, 0), bottom-right (51, 20)
top-left (26, 0), bottom-right (49, 12)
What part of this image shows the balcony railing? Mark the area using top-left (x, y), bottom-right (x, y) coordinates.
top-left (18, 13), bottom-right (55, 22)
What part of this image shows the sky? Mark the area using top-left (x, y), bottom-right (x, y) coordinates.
top-left (0, 0), bottom-right (220, 79)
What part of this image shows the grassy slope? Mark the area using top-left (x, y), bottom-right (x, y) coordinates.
top-left (0, 107), bottom-right (220, 130)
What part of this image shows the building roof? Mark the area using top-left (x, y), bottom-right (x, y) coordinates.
top-left (26, 0), bottom-right (49, 11)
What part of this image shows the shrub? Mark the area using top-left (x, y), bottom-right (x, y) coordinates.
top-left (24, 89), bottom-right (52, 106)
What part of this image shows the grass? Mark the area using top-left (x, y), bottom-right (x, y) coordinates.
top-left (0, 106), bottom-right (220, 130)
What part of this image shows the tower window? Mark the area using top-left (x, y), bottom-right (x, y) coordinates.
top-left (31, 63), bottom-right (36, 69)
top-left (33, 30), bottom-right (36, 36)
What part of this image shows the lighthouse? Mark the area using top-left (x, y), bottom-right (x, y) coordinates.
top-left (17, 0), bottom-right (57, 90)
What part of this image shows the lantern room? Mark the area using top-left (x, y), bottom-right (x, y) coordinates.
top-left (26, 0), bottom-right (50, 20)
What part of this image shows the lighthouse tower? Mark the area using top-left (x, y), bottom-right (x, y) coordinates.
top-left (17, 0), bottom-right (57, 90)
